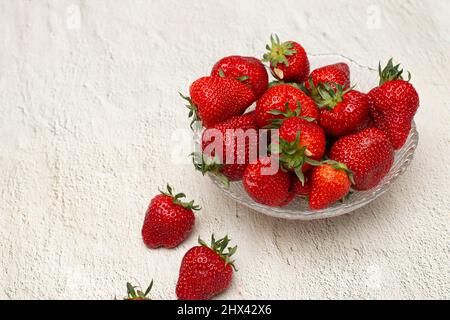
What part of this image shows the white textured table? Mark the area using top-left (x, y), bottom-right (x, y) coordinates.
top-left (1, 0), bottom-right (449, 299)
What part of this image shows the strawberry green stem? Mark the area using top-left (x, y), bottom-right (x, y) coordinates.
top-left (179, 92), bottom-right (201, 130)
top-left (301, 77), bottom-right (320, 100)
top-left (321, 159), bottom-right (355, 185)
top-left (378, 58), bottom-right (411, 86)
top-left (160, 184), bottom-right (201, 211)
top-left (274, 131), bottom-right (321, 185)
top-left (265, 101), bottom-right (315, 129)
top-left (199, 234), bottom-right (238, 271)
top-left (262, 34), bottom-right (297, 68)
top-left (126, 280), bottom-right (154, 300)
top-left (316, 82), bottom-right (353, 110)
top-left (217, 68), bottom-right (249, 83)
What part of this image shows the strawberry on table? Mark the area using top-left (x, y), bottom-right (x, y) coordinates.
top-left (142, 185), bottom-right (199, 249)
top-left (315, 83), bottom-right (370, 137)
top-left (181, 74), bottom-right (255, 128)
top-left (330, 127), bottom-right (394, 191)
top-left (194, 112), bottom-right (259, 184)
top-left (176, 235), bottom-right (237, 300)
top-left (263, 34), bottom-right (310, 83)
top-left (243, 157), bottom-right (295, 207)
top-left (368, 59), bottom-right (419, 149)
top-left (309, 161), bottom-right (353, 210)
top-left (211, 55), bottom-right (269, 99)
top-left (255, 84), bottom-right (319, 128)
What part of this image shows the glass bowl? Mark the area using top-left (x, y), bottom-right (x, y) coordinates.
top-left (208, 54), bottom-right (419, 220)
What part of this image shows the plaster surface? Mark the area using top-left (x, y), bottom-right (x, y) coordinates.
top-left (0, 0), bottom-right (449, 299)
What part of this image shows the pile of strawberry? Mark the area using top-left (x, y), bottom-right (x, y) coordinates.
top-left (183, 35), bottom-right (419, 210)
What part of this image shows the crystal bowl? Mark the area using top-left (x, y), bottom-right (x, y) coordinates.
top-left (208, 54), bottom-right (419, 220)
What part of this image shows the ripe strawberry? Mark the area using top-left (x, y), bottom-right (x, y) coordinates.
top-left (315, 83), bottom-right (370, 137)
top-left (368, 59), bottom-right (419, 149)
top-left (194, 112), bottom-right (259, 184)
top-left (243, 157), bottom-right (295, 207)
top-left (255, 84), bottom-right (319, 128)
top-left (309, 161), bottom-right (353, 210)
top-left (304, 63), bottom-right (350, 98)
top-left (276, 117), bottom-right (326, 181)
top-left (181, 75), bottom-right (255, 128)
top-left (263, 34), bottom-right (310, 83)
top-left (142, 185), bottom-right (199, 249)
top-left (292, 172), bottom-right (311, 196)
top-left (211, 56), bottom-right (269, 99)
top-left (176, 235), bottom-right (237, 300)
top-left (330, 127), bottom-right (394, 190)
top-left (124, 280), bottom-right (153, 300)
top-left (353, 114), bottom-right (374, 133)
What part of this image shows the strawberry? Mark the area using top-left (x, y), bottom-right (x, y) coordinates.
top-left (194, 112), bottom-right (259, 184)
top-left (124, 280), bottom-right (153, 300)
top-left (368, 59), bottom-right (419, 149)
top-left (181, 75), bottom-right (255, 128)
top-left (211, 56), bottom-right (269, 99)
top-left (315, 83), bottom-right (370, 137)
top-left (243, 157), bottom-right (295, 207)
top-left (330, 127), bottom-right (394, 190)
top-left (255, 84), bottom-right (319, 128)
top-left (176, 235), bottom-right (237, 300)
top-left (353, 114), bottom-right (374, 133)
top-left (263, 34), bottom-right (310, 83)
top-left (292, 172), bottom-right (311, 196)
top-left (309, 161), bottom-right (353, 210)
top-left (276, 117), bottom-right (326, 181)
top-left (142, 185), bottom-right (199, 249)
top-left (304, 63), bottom-right (350, 98)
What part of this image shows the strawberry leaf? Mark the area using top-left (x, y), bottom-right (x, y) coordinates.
top-left (262, 34), bottom-right (297, 71)
top-left (190, 152), bottom-right (230, 187)
top-left (180, 92), bottom-right (201, 130)
top-left (378, 58), bottom-right (411, 85)
top-left (199, 234), bottom-right (238, 271)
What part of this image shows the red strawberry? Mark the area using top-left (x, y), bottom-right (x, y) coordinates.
top-left (255, 84), bottom-right (319, 128)
top-left (211, 56), bottom-right (269, 99)
top-left (353, 114), bottom-right (374, 133)
top-left (176, 235), bottom-right (237, 300)
top-left (124, 280), bottom-right (154, 300)
top-left (263, 34), bottom-right (310, 83)
top-left (292, 172), bottom-right (311, 196)
top-left (304, 63), bottom-right (350, 97)
top-left (195, 112), bottom-right (259, 183)
top-left (277, 117), bottom-right (326, 180)
top-left (330, 127), bottom-right (394, 190)
top-left (309, 161), bottom-right (353, 210)
top-left (316, 83), bottom-right (370, 137)
top-left (368, 59), bottom-right (419, 149)
top-left (142, 185), bottom-right (198, 249)
top-left (243, 157), bottom-right (295, 207)
top-left (182, 75), bottom-right (255, 128)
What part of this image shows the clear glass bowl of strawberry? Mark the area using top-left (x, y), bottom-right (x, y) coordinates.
top-left (208, 55), bottom-right (419, 220)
